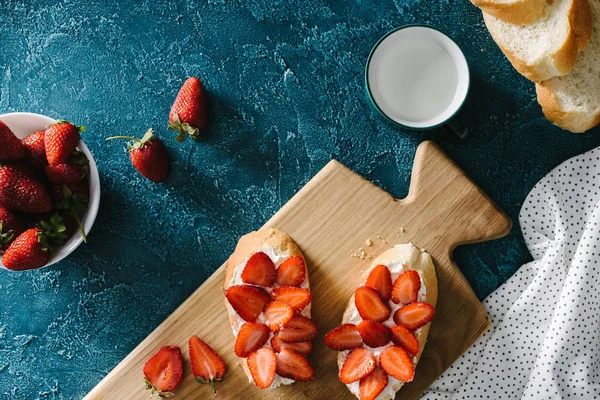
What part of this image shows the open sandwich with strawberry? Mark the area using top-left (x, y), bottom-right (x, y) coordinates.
top-left (224, 228), bottom-right (317, 390)
top-left (324, 243), bottom-right (438, 400)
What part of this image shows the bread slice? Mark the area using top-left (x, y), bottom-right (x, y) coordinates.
top-left (536, 0), bottom-right (600, 132)
top-left (483, 0), bottom-right (592, 82)
top-left (471, 0), bottom-right (547, 25)
top-left (337, 244), bottom-right (438, 400)
top-left (223, 228), bottom-right (313, 389)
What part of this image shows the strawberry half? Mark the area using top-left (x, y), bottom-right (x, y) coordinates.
top-left (278, 315), bottom-right (318, 343)
top-left (263, 301), bottom-right (294, 332)
top-left (189, 335), bottom-right (227, 394)
top-left (393, 302), bottom-right (435, 331)
top-left (391, 325), bottom-right (419, 356)
top-left (271, 286), bottom-right (311, 313)
top-left (21, 130), bottom-right (48, 168)
top-left (391, 270), bottom-right (421, 305)
top-left (271, 332), bottom-right (313, 355)
top-left (45, 120), bottom-right (85, 166)
top-left (357, 320), bottom-right (391, 348)
top-left (355, 286), bottom-right (391, 323)
top-left (0, 121), bottom-right (26, 162)
top-left (241, 251), bottom-right (276, 287)
top-left (225, 285), bottom-right (270, 322)
top-left (169, 77), bottom-right (208, 142)
top-left (143, 346), bottom-right (183, 397)
top-left (339, 348), bottom-right (376, 384)
top-left (324, 323), bottom-right (363, 351)
top-left (360, 366), bottom-right (388, 400)
top-left (275, 256), bottom-right (306, 286)
top-left (235, 322), bottom-right (269, 358)
top-left (365, 264), bottom-right (393, 301)
top-left (379, 345), bottom-right (415, 382)
top-left (247, 348), bottom-right (276, 389)
top-left (275, 348), bottom-right (314, 382)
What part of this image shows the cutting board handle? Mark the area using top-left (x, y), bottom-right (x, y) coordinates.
top-left (402, 141), bottom-right (512, 253)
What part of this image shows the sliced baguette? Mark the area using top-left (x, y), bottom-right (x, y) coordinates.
top-left (471, 0), bottom-right (547, 25)
top-left (337, 244), bottom-right (438, 400)
top-left (483, 0), bottom-right (592, 82)
top-left (224, 228), bottom-right (312, 389)
top-left (536, 0), bottom-right (600, 132)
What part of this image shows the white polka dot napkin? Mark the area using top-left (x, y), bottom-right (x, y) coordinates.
top-left (422, 148), bottom-right (600, 399)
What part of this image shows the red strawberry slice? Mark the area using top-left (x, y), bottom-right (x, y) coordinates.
top-left (271, 286), bottom-right (311, 313)
top-left (143, 346), bottom-right (183, 396)
top-left (263, 301), bottom-right (294, 332)
top-left (355, 286), bottom-right (391, 323)
top-left (235, 322), bottom-right (270, 358)
top-left (278, 315), bottom-right (318, 342)
top-left (241, 252), bottom-right (276, 287)
top-left (276, 348), bottom-right (314, 382)
top-left (357, 320), bottom-right (391, 348)
top-left (390, 325), bottom-right (419, 356)
top-left (225, 285), bottom-right (270, 322)
top-left (379, 345), bottom-right (415, 382)
top-left (393, 302), bottom-right (435, 331)
top-left (339, 348), bottom-right (376, 384)
top-left (189, 336), bottom-right (227, 394)
top-left (360, 366), bottom-right (388, 400)
top-left (365, 264), bottom-right (393, 301)
top-left (275, 256), bottom-right (306, 287)
top-left (324, 323), bottom-right (363, 351)
top-left (391, 270), bottom-right (421, 304)
top-left (247, 348), bottom-right (276, 389)
top-left (271, 332), bottom-right (313, 355)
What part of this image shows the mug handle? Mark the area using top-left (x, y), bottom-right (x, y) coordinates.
top-left (445, 117), bottom-right (469, 139)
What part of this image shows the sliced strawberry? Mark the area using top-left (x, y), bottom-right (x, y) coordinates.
top-left (276, 348), bottom-right (314, 382)
top-left (263, 301), bottom-right (294, 332)
top-left (339, 348), bottom-right (376, 384)
top-left (241, 252), bottom-right (276, 287)
top-left (235, 322), bottom-right (270, 358)
top-left (379, 345), bottom-right (415, 382)
top-left (271, 286), bottom-right (311, 313)
top-left (188, 336), bottom-right (227, 394)
top-left (357, 320), bottom-right (391, 348)
top-left (365, 264), bottom-right (393, 301)
top-left (359, 366), bottom-right (388, 400)
top-left (247, 348), bottom-right (276, 389)
top-left (393, 302), bottom-right (435, 331)
top-left (278, 315), bottom-right (318, 342)
top-left (275, 256), bottom-right (306, 286)
top-left (225, 285), bottom-right (270, 322)
top-left (355, 286), bottom-right (391, 323)
top-left (143, 346), bottom-right (183, 396)
top-left (324, 323), bottom-right (363, 351)
top-left (390, 325), bottom-right (419, 356)
top-left (391, 270), bottom-right (421, 304)
top-left (271, 332), bottom-right (313, 355)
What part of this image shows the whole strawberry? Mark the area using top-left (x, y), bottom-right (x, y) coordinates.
top-left (2, 214), bottom-right (67, 271)
top-left (0, 164), bottom-right (52, 213)
top-left (105, 129), bottom-right (169, 183)
top-left (45, 151), bottom-right (89, 184)
top-left (0, 121), bottom-right (26, 162)
top-left (0, 206), bottom-right (24, 251)
top-left (22, 130), bottom-right (48, 169)
top-left (168, 77), bottom-right (208, 142)
top-left (45, 120), bottom-right (86, 165)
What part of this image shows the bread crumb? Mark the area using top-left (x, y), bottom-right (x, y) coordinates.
top-left (400, 227), bottom-right (406, 233)
top-left (377, 235), bottom-right (388, 244)
top-left (365, 238), bottom-right (372, 246)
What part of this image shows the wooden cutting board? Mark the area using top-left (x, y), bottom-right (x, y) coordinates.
top-left (85, 141), bottom-right (511, 400)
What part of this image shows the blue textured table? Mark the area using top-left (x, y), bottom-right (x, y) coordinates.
top-left (2, 1), bottom-right (600, 398)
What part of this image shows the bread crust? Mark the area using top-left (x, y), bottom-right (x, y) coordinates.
top-left (337, 244), bottom-right (438, 399)
top-left (535, 82), bottom-right (600, 132)
top-left (223, 228), bottom-right (309, 386)
top-left (483, 0), bottom-right (592, 82)
top-left (471, 0), bottom-right (545, 25)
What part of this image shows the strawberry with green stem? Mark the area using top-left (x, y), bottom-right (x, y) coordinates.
top-left (54, 184), bottom-right (89, 243)
top-left (105, 129), bottom-right (169, 183)
top-left (45, 150), bottom-right (89, 184)
top-left (168, 77), bottom-right (208, 142)
top-left (0, 207), bottom-right (24, 252)
top-left (45, 120), bottom-right (86, 166)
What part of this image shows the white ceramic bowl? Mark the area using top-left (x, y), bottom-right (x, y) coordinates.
top-left (0, 112), bottom-right (100, 269)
